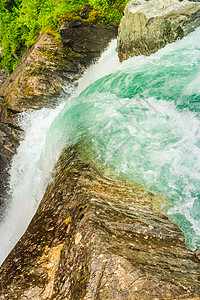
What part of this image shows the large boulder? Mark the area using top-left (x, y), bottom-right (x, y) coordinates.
top-left (0, 148), bottom-right (200, 299)
top-left (117, 0), bottom-right (200, 61)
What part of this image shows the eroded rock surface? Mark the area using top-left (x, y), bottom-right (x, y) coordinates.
top-left (0, 121), bottom-right (21, 208)
top-left (0, 148), bottom-right (200, 299)
top-left (0, 34), bottom-right (67, 112)
top-left (117, 0), bottom-right (200, 61)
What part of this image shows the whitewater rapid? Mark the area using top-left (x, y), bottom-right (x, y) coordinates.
top-left (1, 28), bottom-right (200, 265)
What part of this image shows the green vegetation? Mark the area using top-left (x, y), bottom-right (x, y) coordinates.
top-left (0, 0), bottom-right (128, 73)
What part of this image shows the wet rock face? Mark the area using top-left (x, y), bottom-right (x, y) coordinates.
top-left (0, 149), bottom-right (200, 299)
top-left (117, 0), bottom-right (200, 61)
top-left (0, 105), bottom-right (21, 210)
top-left (0, 120), bottom-right (21, 209)
top-left (0, 34), bottom-right (69, 112)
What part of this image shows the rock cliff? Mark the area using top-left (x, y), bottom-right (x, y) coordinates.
top-left (0, 148), bottom-right (200, 299)
top-left (0, 22), bottom-right (117, 208)
top-left (117, 0), bottom-right (200, 61)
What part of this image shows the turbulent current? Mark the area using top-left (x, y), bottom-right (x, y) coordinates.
top-left (1, 28), bottom-right (200, 265)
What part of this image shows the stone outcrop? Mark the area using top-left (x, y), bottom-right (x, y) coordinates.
top-left (1, 3), bottom-right (200, 299)
top-left (0, 104), bottom-right (21, 210)
top-left (0, 34), bottom-right (74, 113)
top-left (0, 116), bottom-right (21, 210)
top-left (0, 148), bottom-right (200, 299)
top-left (117, 0), bottom-right (200, 61)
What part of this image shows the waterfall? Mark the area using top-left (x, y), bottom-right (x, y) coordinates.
top-left (1, 28), bottom-right (200, 265)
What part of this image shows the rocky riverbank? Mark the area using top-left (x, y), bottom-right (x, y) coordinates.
top-left (1, 1), bottom-right (200, 299)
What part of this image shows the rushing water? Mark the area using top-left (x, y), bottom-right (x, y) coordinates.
top-left (1, 28), bottom-right (200, 265)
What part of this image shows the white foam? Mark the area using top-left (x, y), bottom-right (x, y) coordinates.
top-left (0, 105), bottom-right (63, 265)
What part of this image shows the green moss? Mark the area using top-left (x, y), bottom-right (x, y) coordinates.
top-left (61, 13), bottom-right (82, 22)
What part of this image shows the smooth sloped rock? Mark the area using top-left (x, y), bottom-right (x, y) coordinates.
top-left (117, 0), bottom-right (200, 61)
top-left (0, 34), bottom-right (81, 113)
top-left (0, 148), bottom-right (200, 299)
top-left (0, 34), bottom-right (68, 112)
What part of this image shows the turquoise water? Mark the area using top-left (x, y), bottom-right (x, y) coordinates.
top-left (46, 28), bottom-right (200, 250)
